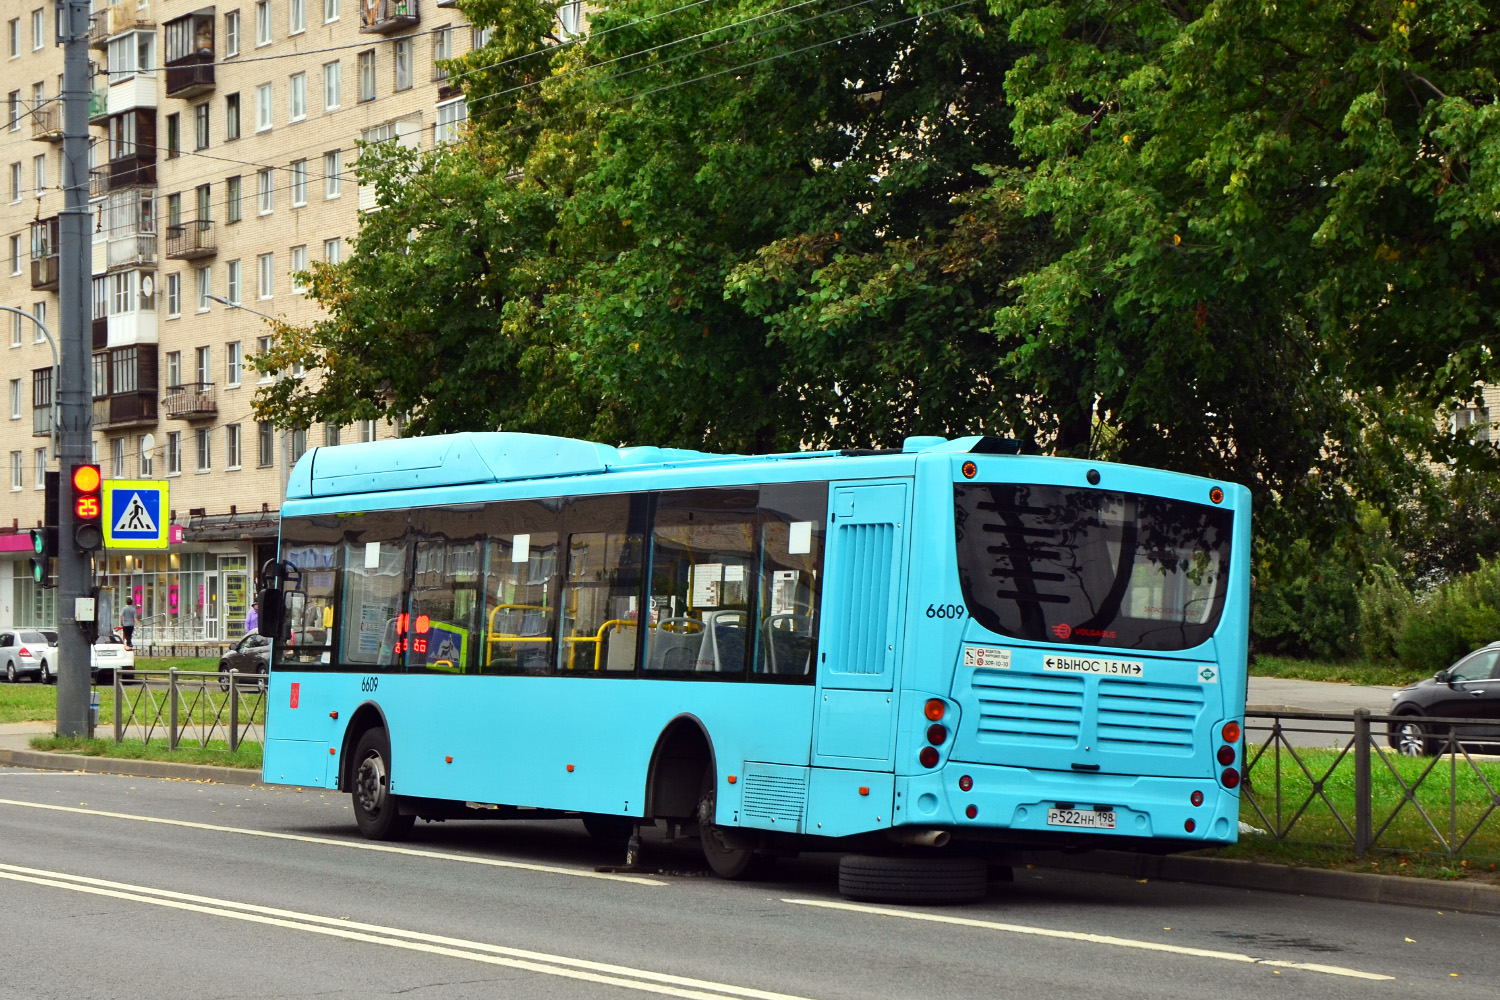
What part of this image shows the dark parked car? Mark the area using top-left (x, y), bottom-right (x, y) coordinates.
top-left (1388, 642), bottom-right (1500, 756)
top-left (218, 632), bottom-right (270, 692)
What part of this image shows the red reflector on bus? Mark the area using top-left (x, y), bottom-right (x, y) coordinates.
top-left (958, 775), bottom-right (973, 792)
top-left (445, 756), bottom-right (453, 764)
top-left (1184, 818), bottom-right (1196, 833)
top-left (329, 711), bottom-right (338, 720)
top-left (859, 786), bottom-right (869, 796)
top-left (919, 746), bottom-right (940, 768)
top-left (1190, 790), bottom-right (1204, 807)
top-left (566, 764), bottom-right (574, 773)
top-left (290, 683), bottom-right (300, 709)
top-left (924, 699), bottom-right (945, 721)
top-left (329, 748), bottom-right (335, 755)
top-left (965, 804), bottom-right (978, 819)
top-left (926, 723), bottom-right (948, 746)
top-left (1221, 768), bottom-right (1240, 789)
top-left (1217, 745), bottom-right (1236, 765)
top-left (1221, 721), bottom-right (1241, 743)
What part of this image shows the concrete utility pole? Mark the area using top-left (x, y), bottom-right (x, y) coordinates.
top-left (56, 0), bottom-right (96, 738)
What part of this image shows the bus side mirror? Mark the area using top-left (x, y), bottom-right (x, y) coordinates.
top-left (258, 587), bottom-right (288, 640)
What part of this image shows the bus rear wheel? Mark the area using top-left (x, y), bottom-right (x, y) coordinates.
top-left (351, 727), bottom-right (415, 841)
top-left (837, 854), bottom-right (987, 904)
top-left (698, 772), bottom-right (766, 880)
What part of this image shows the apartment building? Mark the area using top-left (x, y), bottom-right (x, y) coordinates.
top-left (0, 0), bottom-right (498, 644)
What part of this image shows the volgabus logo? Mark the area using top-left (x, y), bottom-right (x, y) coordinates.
top-left (1051, 623), bottom-right (1071, 640)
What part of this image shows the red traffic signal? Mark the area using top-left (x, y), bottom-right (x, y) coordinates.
top-left (71, 464), bottom-right (104, 552)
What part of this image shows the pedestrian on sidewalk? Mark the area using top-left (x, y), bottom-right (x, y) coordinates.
top-left (120, 598), bottom-right (136, 651)
top-left (246, 601), bottom-right (259, 635)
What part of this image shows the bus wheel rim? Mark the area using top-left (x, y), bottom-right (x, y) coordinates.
top-left (356, 752), bottom-right (388, 815)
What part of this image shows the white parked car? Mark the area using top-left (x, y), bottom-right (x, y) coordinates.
top-left (0, 629), bottom-right (56, 683)
top-left (90, 631), bottom-right (136, 685)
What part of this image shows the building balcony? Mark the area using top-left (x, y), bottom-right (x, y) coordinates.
top-left (166, 220), bottom-right (215, 260)
top-left (93, 390), bottom-right (159, 429)
top-left (108, 155), bottom-right (156, 191)
top-left (106, 232), bottom-right (157, 270)
top-left (90, 6), bottom-right (155, 49)
top-left (360, 0), bottom-right (420, 34)
top-left (33, 406), bottom-right (53, 438)
top-left (166, 56), bottom-right (215, 99)
top-left (164, 382), bottom-right (217, 420)
top-left (30, 106), bottom-right (63, 142)
top-left (93, 316), bottom-right (109, 351)
top-left (89, 88), bottom-right (110, 124)
top-left (90, 167), bottom-right (110, 199)
top-left (31, 254), bottom-right (59, 290)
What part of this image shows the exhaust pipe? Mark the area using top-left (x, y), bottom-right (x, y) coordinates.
top-left (886, 828), bottom-right (951, 848)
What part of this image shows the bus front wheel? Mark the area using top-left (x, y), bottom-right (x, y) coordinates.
top-left (351, 728), bottom-right (415, 841)
top-left (698, 771), bottom-right (765, 880)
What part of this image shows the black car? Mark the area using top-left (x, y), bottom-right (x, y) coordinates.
top-left (218, 632), bottom-right (270, 692)
top-left (1388, 642), bottom-right (1500, 756)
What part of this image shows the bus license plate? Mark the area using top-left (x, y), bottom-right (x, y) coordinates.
top-left (1047, 808), bottom-right (1116, 830)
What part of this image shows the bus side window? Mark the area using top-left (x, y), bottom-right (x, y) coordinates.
top-left (558, 495), bottom-right (647, 673)
top-left (408, 535), bottom-right (483, 675)
top-left (646, 489), bottom-right (757, 677)
top-left (754, 484), bottom-right (827, 680)
top-left (482, 502), bottom-right (561, 676)
top-left (338, 510), bottom-right (409, 668)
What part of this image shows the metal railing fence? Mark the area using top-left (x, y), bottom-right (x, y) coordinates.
top-left (112, 668), bottom-right (267, 752)
top-left (1243, 709), bottom-right (1500, 861)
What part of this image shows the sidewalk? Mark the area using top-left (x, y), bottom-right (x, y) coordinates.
top-left (0, 721), bottom-right (55, 751)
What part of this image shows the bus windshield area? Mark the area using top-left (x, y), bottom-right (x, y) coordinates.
top-left (954, 483), bottom-right (1233, 651)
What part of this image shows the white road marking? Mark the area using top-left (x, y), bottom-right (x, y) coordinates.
top-left (783, 899), bottom-right (1395, 982)
top-left (0, 797), bottom-right (664, 885)
top-left (0, 863), bottom-right (811, 1000)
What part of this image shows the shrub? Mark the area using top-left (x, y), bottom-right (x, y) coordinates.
top-left (1356, 564), bottom-right (1413, 663)
top-left (1396, 559), bottom-right (1500, 673)
top-left (1252, 558), bottom-right (1361, 661)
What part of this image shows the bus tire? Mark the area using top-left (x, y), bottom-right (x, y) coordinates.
top-left (351, 727), bottom-right (415, 841)
top-left (582, 813), bottom-right (635, 849)
top-left (698, 771), bottom-right (766, 880)
top-left (837, 854), bottom-right (987, 904)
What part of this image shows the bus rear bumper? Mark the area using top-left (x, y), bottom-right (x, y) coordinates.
top-left (897, 764), bottom-right (1240, 846)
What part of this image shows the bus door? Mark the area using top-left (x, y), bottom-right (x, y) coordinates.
top-left (812, 482), bottom-right (911, 769)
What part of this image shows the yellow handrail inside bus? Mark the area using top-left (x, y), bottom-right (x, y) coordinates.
top-left (485, 603), bottom-right (550, 667)
top-left (562, 618), bottom-right (637, 671)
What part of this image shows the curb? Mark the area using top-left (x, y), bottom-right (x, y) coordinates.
top-left (1029, 849), bottom-right (1500, 917)
top-left (0, 748), bottom-right (261, 786)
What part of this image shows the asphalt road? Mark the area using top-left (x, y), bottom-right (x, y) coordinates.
top-left (1, 767), bottom-right (1496, 999)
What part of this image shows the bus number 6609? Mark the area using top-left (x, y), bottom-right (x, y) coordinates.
top-left (926, 604), bottom-right (965, 619)
top-left (360, 676), bottom-right (379, 692)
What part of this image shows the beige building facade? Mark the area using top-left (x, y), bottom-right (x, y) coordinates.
top-left (0, 0), bottom-right (493, 645)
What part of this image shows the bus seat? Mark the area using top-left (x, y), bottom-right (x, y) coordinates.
top-left (647, 617), bottom-right (702, 671)
top-left (697, 610), bottom-right (747, 672)
top-left (764, 613), bottom-right (814, 675)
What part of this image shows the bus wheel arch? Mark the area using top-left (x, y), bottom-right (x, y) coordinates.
top-left (339, 701), bottom-right (391, 793)
top-left (644, 714), bottom-right (715, 820)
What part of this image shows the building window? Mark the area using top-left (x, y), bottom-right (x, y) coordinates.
top-left (257, 168), bottom-right (273, 214)
top-left (290, 0), bottom-right (306, 34)
top-left (432, 28), bottom-right (452, 82)
top-left (7, 19), bottom-right (17, 60)
top-left (325, 424), bottom-right (341, 446)
top-left (8, 378), bottom-right (19, 418)
top-left (290, 159), bottom-right (308, 206)
top-left (256, 0), bottom-right (272, 46)
top-left (165, 113), bottom-right (180, 158)
top-left (227, 340), bottom-right (242, 384)
top-left (196, 266), bottom-right (211, 312)
top-left (196, 345), bottom-right (212, 384)
top-left (195, 103), bottom-right (210, 149)
top-left (225, 11), bottom-right (240, 57)
top-left (9, 312), bottom-right (20, 345)
top-left (290, 427), bottom-right (308, 462)
top-left (32, 302), bottom-right (45, 341)
top-left (167, 431), bottom-right (182, 475)
top-left (358, 50), bottom-right (376, 101)
top-left (289, 72), bottom-right (307, 121)
top-left (325, 237), bottom-right (342, 264)
top-left (32, 153), bottom-right (45, 193)
top-left (166, 350), bottom-right (181, 387)
top-left (291, 244), bottom-right (308, 293)
top-left (111, 437), bottom-right (125, 478)
top-left (258, 421), bottom-right (274, 466)
top-left (10, 451), bottom-right (21, 491)
top-left (472, 25), bottom-right (492, 49)
top-left (324, 150), bottom-right (342, 199)
top-left (226, 423), bottom-right (242, 469)
top-left (138, 435), bottom-right (152, 476)
top-left (92, 352), bottom-right (108, 399)
top-left (358, 419), bottom-right (377, 443)
top-left (435, 98), bottom-right (466, 145)
top-left (256, 83), bottom-right (272, 131)
top-left (167, 273), bottom-right (182, 316)
top-left (8, 234), bottom-right (20, 275)
top-left (167, 192), bottom-right (183, 229)
top-left (325, 0), bottom-right (340, 22)
top-left (9, 161), bottom-right (20, 201)
top-left (34, 447), bottom-right (46, 488)
top-left (226, 259), bottom-right (242, 306)
top-left (197, 183), bottom-right (212, 221)
top-left (560, 2), bottom-right (584, 36)
top-left (257, 335), bottom-right (274, 381)
top-left (323, 61), bottom-right (340, 110)
top-left (225, 92), bottom-right (241, 140)
top-left (394, 39), bottom-right (413, 91)
top-left (7, 91), bottom-right (19, 132)
top-left (196, 427), bottom-right (212, 471)
top-left (226, 174), bottom-right (242, 222)
top-left (258, 253), bottom-right (274, 298)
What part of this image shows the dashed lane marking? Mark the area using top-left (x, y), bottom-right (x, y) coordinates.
top-left (0, 863), bottom-right (809, 1000)
top-left (783, 899), bottom-right (1395, 982)
top-left (0, 797), bottom-right (664, 885)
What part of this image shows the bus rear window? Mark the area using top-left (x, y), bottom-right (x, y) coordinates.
top-left (954, 483), bottom-right (1233, 651)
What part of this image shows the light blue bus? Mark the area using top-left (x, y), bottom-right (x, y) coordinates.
top-left (258, 432), bottom-right (1249, 898)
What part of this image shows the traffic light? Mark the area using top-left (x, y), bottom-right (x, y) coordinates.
top-left (71, 463), bottom-right (104, 552)
top-left (27, 526), bottom-right (57, 588)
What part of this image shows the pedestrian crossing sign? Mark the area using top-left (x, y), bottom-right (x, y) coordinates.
top-left (102, 480), bottom-right (170, 549)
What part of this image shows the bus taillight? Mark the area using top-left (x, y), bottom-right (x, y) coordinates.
top-left (924, 698), bottom-right (945, 721)
top-left (919, 746), bottom-right (940, 768)
top-left (1221, 721), bottom-right (1241, 743)
top-left (926, 724), bottom-right (947, 746)
top-left (959, 775), bottom-right (973, 792)
top-left (1221, 768), bottom-right (1240, 789)
top-left (1216, 745), bottom-right (1236, 765)
top-left (1190, 790), bottom-right (1203, 806)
